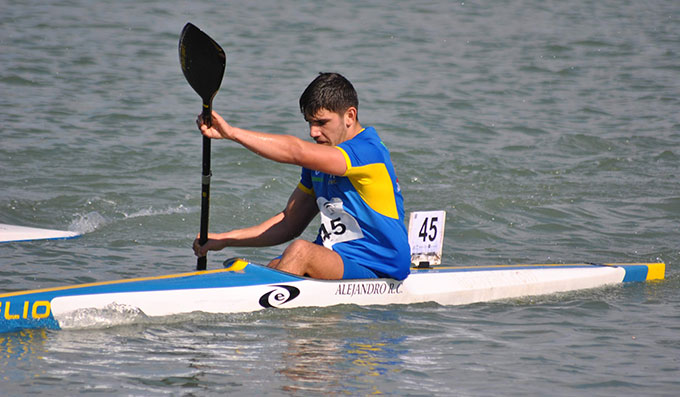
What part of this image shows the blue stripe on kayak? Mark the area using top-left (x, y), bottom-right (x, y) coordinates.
top-left (0, 263), bottom-right (301, 301)
top-left (619, 264), bottom-right (649, 282)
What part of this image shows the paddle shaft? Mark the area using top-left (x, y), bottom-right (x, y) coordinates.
top-left (197, 105), bottom-right (212, 270)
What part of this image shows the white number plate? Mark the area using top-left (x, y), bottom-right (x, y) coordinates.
top-left (408, 210), bottom-right (446, 266)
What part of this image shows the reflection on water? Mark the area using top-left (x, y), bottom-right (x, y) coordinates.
top-left (279, 337), bottom-right (344, 393)
top-left (0, 329), bottom-right (49, 382)
top-left (347, 341), bottom-right (402, 377)
top-left (278, 311), bottom-right (407, 394)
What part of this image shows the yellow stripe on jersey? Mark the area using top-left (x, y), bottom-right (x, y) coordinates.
top-left (335, 147), bottom-right (399, 219)
top-left (297, 182), bottom-right (314, 196)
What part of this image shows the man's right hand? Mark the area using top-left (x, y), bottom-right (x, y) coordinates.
top-left (196, 110), bottom-right (235, 140)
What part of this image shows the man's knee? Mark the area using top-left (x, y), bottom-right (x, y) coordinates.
top-left (278, 240), bottom-right (343, 279)
top-left (284, 239), bottom-right (311, 256)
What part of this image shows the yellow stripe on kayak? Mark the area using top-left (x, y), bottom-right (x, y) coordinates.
top-left (0, 263), bottom-right (250, 299)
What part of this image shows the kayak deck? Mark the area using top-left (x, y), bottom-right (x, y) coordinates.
top-left (0, 261), bottom-right (665, 334)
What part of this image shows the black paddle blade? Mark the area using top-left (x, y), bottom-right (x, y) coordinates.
top-left (179, 23), bottom-right (226, 109)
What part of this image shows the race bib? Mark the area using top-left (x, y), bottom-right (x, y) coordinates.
top-left (316, 197), bottom-right (364, 248)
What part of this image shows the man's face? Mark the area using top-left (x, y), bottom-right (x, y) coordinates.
top-left (306, 108), bottom-right (348, 146)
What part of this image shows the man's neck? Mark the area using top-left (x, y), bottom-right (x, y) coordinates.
top-left (345, 122), bottom-right (363, 142)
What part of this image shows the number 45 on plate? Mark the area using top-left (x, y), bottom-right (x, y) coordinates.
top-left (407, 210), bottom-right (446, 268)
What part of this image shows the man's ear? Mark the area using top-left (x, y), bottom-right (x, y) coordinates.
top-left (344, 107), bottom-right (357, 127)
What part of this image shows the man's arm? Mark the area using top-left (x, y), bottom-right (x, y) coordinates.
top-left (193, 187), bottom-right (319, 257)
top-left (197, 110), bottom-right (348, 176)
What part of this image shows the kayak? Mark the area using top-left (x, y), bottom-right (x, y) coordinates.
top-left (0, 223), bottom-right (80, 243)
top-left (0, 259), bottom-right (665, 334)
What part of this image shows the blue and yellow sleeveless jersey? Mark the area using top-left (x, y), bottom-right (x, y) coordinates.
top-left (298, 127), bottom-right (410, 280)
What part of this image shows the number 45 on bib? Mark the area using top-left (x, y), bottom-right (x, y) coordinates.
top-left (408, 210), bottom-right (446, 267)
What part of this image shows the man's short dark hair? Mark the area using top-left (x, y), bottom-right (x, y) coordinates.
top-left (299, 73), bottom-right (358, 121)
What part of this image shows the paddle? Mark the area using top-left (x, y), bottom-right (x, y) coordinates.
top-left (179, 23), bottom-right (226, 270)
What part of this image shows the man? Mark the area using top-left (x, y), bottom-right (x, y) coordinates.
top-left (193, 73), bottom-right (410, 280)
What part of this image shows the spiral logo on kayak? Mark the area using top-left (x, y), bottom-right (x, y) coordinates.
top-left (259, 285), bottom-right (300, 308)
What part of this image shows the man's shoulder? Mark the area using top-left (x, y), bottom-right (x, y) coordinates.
top-left (352, 126), bottom-right (378, 141)
top-left (341, 127), bottom-right (390, 162)
top-left (341, 127), bottom-right (381, 150)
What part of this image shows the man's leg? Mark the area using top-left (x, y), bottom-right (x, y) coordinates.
top-left (267, 239), bottom-right (344, 279)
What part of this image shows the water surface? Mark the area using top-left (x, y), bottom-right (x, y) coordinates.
top-left (1, 0), bottom-right (678, 395)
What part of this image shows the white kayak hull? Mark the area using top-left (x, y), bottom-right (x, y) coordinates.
top-left (0, 260), bottom-right (665, 333)
top-left (0, 223), bottom-right (80, 243)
